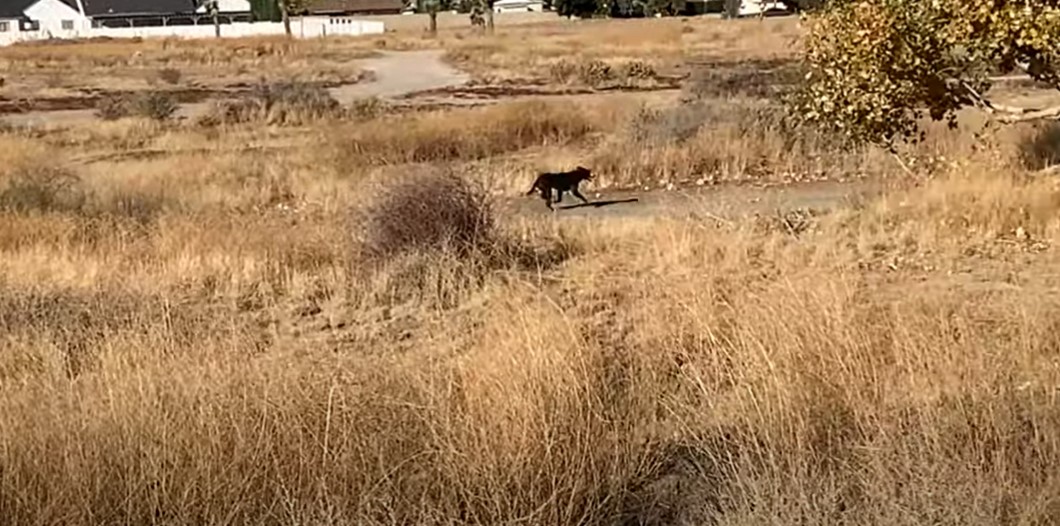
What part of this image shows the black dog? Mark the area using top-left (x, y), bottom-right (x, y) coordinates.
top-left (526, 166), bottom-right (593, 211)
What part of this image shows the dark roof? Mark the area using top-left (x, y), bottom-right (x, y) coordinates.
top-left (72, 0), bottom-right (199, 16)
top-left (0, 0), bottom-right (37, 18)
top-left (303, 0), bottom-right (404, 13)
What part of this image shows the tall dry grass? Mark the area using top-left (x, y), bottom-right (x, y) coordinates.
top-left (3, 161), bottom-right (1060, 524)
top-left (444, 16), bottom-right (801, 82)
top-left (5, 21), bottom-right (1060, 520)
top-left (331, 100), bottom-right (603, 165)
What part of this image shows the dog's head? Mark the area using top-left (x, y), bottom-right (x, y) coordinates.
top-left (575, 166), bottom-right (593, 181)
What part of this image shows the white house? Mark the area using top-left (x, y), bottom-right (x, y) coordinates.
top-left (24, 0), bottom-right (89, 36)
top-left (0, 0), bottom-right (385, 46)
top-left (0, 15), bottom-right (23, 39)
top-left (195, 0), bottom-right (252, 14)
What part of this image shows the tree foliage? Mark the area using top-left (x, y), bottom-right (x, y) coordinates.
top-left (553, 0), bottom-right (603, 18)
top-left (250, 0), bottom-right (282, 21)
top-left (418, 0), bottom-right (453, 33)
top-left (795, 0), bottom-right (1060, 147)
top-left (610, 0), bottom-right (683, 17)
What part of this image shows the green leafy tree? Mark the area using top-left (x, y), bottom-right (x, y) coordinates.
top-left (554, 0), bottom-right (600, 17)
top-left (251, 0), bottom-right (282, 21)
top-left (795, 0), bottom-right (1060, 148)
top-left (418, 0), bottom-right (453, 35)
top-left (611, 0), bottom-right (681, 18)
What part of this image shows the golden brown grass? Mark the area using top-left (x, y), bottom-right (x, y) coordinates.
top-left (4, 16), bottom-right (1060, 524)
top-left (0, 35), bottom-right (390, 100)
top-left (443, 16), bottom-right (801, 81)
top-left (3, 155), bottom-right (1060, 524)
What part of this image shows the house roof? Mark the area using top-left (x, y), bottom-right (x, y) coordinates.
top-left (302, 0), bottom-right (405, 14)
top-left (70, 0), bottom-right (200, 16)
top-left (0, 0), bottom-right (37, 18)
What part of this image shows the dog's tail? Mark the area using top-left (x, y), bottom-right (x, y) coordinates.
top-left (525, 177), bottom-right (540, 195)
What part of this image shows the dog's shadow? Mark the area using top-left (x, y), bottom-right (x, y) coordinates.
top-left (557, 198), bottom-right (640, 210)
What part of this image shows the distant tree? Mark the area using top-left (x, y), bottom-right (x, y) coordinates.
top-left (418, 0), bottom-right (453, 34)
top-left (794, 0), bottom-right (1060, 149)
top-left (198, 0), bottom-right (221, 38)
top-left (609, 0), bottom-right (638, 17)
top-left (646, 0), bottom-right (682, 16)
top-left (250, 0), bottom-right (282, 21)
top-left (276, 0), bottom-right (310, 36)
top-left (722, 0), bottom-right (739, 18)
top-left (780, 0), bottom-right (827, 12)
top-left (484, 0), bottom-right (495, 33)
top-left (469, 1), bottom-right (485, 28)
top-left (553, 0), bottom-right (599, 17)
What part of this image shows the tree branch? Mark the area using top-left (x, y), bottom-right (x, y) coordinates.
top-left (960, 80), bottom-right (1060, 123)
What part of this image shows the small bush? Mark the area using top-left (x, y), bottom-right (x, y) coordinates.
top-left (1019, 121), bottom-right (1060, 171)
top-left (621, 60), bottom-right (657, 81)
top-left (348, 96), bottom-right (390, 120)
top-left (577, 60), bottom-right (614, 87)
top-left (341, 100), bottom-right (597, 165)
top-left (0, 166), bottom-right (87, 214)
top-left (354, 171), bottom-right (496, 264)
top-left (95, 92), bottom-right (178, 122)
top-left (132, 92), bottom-right (179, 121)
top-left (199, 81), bottom-right (343, 126)
top-left (683, 61), bottom-right (800, 100)
top-left (628, 101), bottom-right (734, 144)
top-left (157, 68), bottom-right (182, 85)
top-left (95, 94), bottom-right (131, 121)
top-left (549, 60), bottom-right (579, 84)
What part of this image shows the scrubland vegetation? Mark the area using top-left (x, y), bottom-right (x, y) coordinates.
top-left (2, 11), bottom-right (1060, 526)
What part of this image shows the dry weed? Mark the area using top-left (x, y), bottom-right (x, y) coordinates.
top-left (335, 100), bottom-right (599, 165)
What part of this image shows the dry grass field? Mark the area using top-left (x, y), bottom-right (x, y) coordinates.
top-left (2, 13), bottom-right (1060, 526)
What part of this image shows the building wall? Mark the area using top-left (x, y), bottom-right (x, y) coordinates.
top-left (0, 16), bottom-right (384, 45)
top-left (0, 18), bottom-right (23, 37)
top-left (195, 0), bottom-right (253, 14)
top-left (494, 0), bottom-right (545, 12)
top-left (23, 0), bottom-right (89, 36)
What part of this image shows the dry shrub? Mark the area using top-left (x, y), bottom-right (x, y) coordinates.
top-left (348, 96), bottom-right (390, 120)
top-left (578, 59), bottom-right (614, 87)
top-left (598, 98), bottom-right (857, 187)
top-left (628, 101), bottom-right (720, 143)
top-left (1019, 120), bottom-right (1060, 171)
top-left (95, 91), bottom-right (179, 122)
top-left (548, 59), bottom-right (579, 84)
top-left (94, 94), bottom-right (131, 121)
top-left (354, 171), bottom-right (497, 264)
top-left (350, 171), bottom-right (498, 308)
top-left (620, 59), bottom-right (657, 81)
top-left (544, 59), bottom-right (616, 87)
top-left (683, 60), bottom-right (799, 99)
top-left (0, 166), bottom-right (87, 214)
top-left (199, 81), bottom-right (342, 126)
top-left (350, 171), bottom-right (576, 308)
top-left (339, 100), bottom-right (597, 164)
top-left (156, 67), bottom-right (182, 85)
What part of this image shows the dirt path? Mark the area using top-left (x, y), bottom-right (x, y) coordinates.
top-left (502, 179), bottom-right (884, 221)
top-left (4, 49), bottom-right (886, 220)
top-left (330, 50), bottom-right (470, 103)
